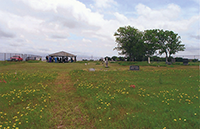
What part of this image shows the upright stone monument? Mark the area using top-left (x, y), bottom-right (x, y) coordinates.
top-left (105, 57), bottom-right (108, 68)
top-left (148, 57), bottom-right (150, 64)
top-left (183, 59), bottom-right (189, 65)
top-left (130, 65), bottom-right (139, 70)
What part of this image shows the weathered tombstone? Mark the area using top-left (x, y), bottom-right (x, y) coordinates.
top-left (148, 57), bottom-right (150, 64)
top-left (105, 58), bottom-right (108, 68)
top-left (183, 59), bottom-right (189, 65)
top-left (168, 62), bottom-right (172, 65)
top-left (89, 68), bottom-right (95, 71)
top-left (130, 65), bottom-right (139, 71)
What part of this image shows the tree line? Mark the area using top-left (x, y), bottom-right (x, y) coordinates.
top-left (102, 56), bottom-right (198, 62)
top-left (114, 26), bottom-right (185, 63)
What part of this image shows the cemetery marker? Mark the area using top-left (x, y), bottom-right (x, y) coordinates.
top-left (130, 65), bottom-right (139, 71)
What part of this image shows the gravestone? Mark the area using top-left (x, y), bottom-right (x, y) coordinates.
top-left (89, 68), bottom-right (95, 71)
top-left (167, 62), bottom-right (172, 65)
top-left (183, 59), bottom-right (189, 65)
top-left (130, 65), bottom-right (139, 70)
top-left (148, 57), bottom-right (150, 64)
top-left (105, 58), bottom-right (108, 68)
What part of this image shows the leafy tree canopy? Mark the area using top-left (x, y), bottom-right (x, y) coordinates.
top-left (114, 26), bottom-right (185, 62)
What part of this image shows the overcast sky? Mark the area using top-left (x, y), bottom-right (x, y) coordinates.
top-left (0, 0), bottom-right (199, 58)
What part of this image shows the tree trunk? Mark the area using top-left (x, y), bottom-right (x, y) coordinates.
top-left (165, 52), bottom-right (168, 64)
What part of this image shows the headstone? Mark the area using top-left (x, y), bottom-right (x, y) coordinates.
top-left (167, 62), bottom-right (172, 65)
top-left (148, 57), bottom-right (150, 64)
top-left (183, 59), bottom-right (189, 65)
top-left (89, 68), bottom-right (95, 71)
top-left (105, 58), bottom-right (108, 68)
top-left (130, 65), bottom-right (139, 70)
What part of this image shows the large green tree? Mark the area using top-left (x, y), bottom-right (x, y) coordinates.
top-left (143, 29), bottom-right (160, 63)
top-left (114, 26), bottom-right (185, 63)
top-left (114, 26), bottom-right (145, 61)
top-left (156, 29), bottom-right (185, 63)
top-left (144, 29), bottom-right (159, 57)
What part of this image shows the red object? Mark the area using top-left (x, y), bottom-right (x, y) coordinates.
top-left (3, 79), bottom-right (7, 83)
top-left (10, 55), bottom-right (23, 61)
top-left (130, 85), bottom-right (136, 88)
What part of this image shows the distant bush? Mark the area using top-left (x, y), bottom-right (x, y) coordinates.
top-left (192, 59), bottom-right (198, 62)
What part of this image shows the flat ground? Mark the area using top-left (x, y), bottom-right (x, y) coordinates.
top-left (0, 61), bottom-right (199, 129)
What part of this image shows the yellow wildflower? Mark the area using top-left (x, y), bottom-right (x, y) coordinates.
top-left (179, 118), bottom-right (181, 120)
top-left (184, 119), bottom-right (186, 121)
top-left (174, 119), bottom-right (177, 121)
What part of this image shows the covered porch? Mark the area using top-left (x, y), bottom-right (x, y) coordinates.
top-left (48, 51), bottom-right (77, 63)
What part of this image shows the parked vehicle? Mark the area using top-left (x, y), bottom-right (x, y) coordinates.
top-left (25, 57), bottom-right (35, 61)
top-left (6, 58), bottom-right (11, 61)
top-left (10, 55), bottom-right (23, 61)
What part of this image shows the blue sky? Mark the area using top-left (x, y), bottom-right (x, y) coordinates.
top-left (0, 0), bottom-right (199, 59)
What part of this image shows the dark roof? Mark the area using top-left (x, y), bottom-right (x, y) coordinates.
top-left (49, 51), bottom-right (76, 57)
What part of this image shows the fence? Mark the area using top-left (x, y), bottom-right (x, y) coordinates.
top-left (0, 53), bottom-right (42, 61)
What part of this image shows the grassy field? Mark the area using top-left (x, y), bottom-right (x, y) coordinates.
top-left (0, 61), bottom-right (199, 129)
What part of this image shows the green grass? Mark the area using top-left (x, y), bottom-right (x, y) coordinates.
top-left (26, 60), bottom-right (42, 63)
top-left (70, 68), bottom-right (199, 129)
top-left (0, 61), bottom-right (199, 129)
top-left (0, 70), bottom-right (57, 129)
top-left (0, 61), bottom-right (22, 67)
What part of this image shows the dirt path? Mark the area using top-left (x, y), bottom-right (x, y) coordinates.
top-left (50, 71), bottom-right (94, 129)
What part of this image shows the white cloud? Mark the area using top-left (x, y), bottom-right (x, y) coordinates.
top-left (93, 0), bottom-right (117, 8)
top-left (132, 3), bottom-right (200, 32)
top-left (82, 38), bottom-right (92, 43)
top-left (0, 10), bottom-right (44, 33)
top-left (0, 0), bottom-right (199, 58)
